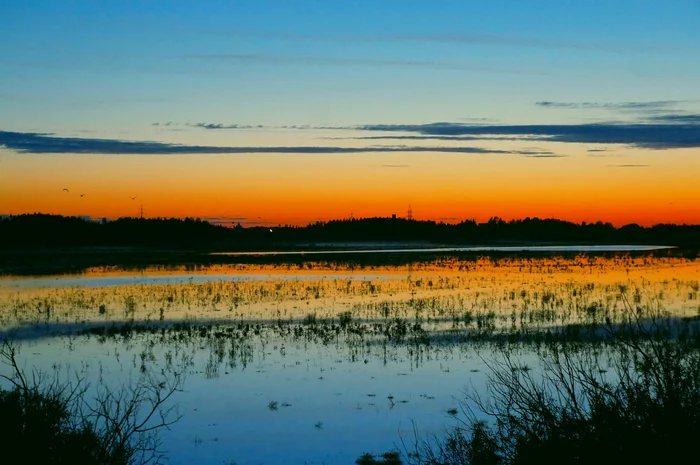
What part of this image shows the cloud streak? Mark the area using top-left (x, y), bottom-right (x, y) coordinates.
top-left (322, 134), bottom-right (541, 142)
top-left (150, 116), bottom-right (700, 150)
top-left (187, 122), bottom-right (263, 130)
top-left (0, 130), bottom-right (553, 156)
top-left (349, 122), bottom-right (700, 149)
top-left (536, 100), bottom-right (691, 110)
top-left (536, 100), bottom-right (700, 126)
top-left (196, 30), bottom-right (665, 54)
top-left (646, 114), bottom-right (700, 124)
top-left (181, 53), bottom-right (547, 76)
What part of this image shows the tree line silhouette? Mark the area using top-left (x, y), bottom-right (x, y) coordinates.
top-left (1, 214), bottom-right (699, 249)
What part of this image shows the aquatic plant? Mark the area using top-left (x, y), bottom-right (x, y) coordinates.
top-left (382, 303), bottom-right (700, 465)
top-left (3, 257), bottom-right (700, 463)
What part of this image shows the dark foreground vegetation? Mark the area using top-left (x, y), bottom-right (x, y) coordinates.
top-left (359, 304), bottom-right (700, 465)
top-left (0, 342), bottom-right (181, 465)
top-left (2, 213), bottom-right (700, 249)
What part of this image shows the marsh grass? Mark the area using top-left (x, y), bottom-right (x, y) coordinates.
top-left (3, 279), bottom-right (699, 380)
top-left (370, 299), bottom-right (700, 465)
top-left (356, 451), bottom-right (403, 465)
top-left (4, 274), bottom-right (700, 347)
top-left (3, 257), bottom-right (700, 463)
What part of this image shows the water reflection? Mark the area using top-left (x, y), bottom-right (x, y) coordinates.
top-left (213, 244), bottom-right (676, 256)
top-left (1, 256), bottom-right (699, 464)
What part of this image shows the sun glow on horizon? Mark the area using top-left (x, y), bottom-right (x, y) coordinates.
top-left (1, 144), bottom-right (699, 227)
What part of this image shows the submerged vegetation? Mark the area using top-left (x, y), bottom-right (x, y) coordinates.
top-left (364, 302), bottom-right (700, 464)
top-left (2, 256), bottom-right (700, 463)
top-left (2, 256), bottom-right (699, 347)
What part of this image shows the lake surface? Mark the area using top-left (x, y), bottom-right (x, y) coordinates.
top-left (1, 256), bottom-right (698, 464)
top-left (213, 245), bottom-right (676, 256)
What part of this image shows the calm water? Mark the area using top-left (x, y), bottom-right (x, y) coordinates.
top-left (213, 245), bottom-right (675, 256)
top-left (1, 257), bottom-right (698, 464)
top-left (12, 334), bottom-right (495, 465)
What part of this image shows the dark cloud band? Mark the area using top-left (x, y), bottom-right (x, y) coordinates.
top-left (351, 122), bottom-right (700, 149)
top-left (0, 130), bottom-right (552, 156)
top-left (536, 100), bottom-right (691, 110)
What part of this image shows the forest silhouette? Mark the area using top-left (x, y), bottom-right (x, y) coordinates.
top-left (2, 214), bottom-right (699, 249)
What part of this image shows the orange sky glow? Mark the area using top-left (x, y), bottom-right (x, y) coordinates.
top-left (2, 146), bottom-right (699, 227)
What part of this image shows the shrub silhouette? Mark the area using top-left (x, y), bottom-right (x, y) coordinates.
top-left (366, 301), bottom-right (700, 464)
top-left (0, 342), bottom-right (181, 465)
top-left (0, 387), bottom-right (126, 465)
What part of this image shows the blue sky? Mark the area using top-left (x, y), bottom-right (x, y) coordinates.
top-left (2, 1), bottom-right (700, 225)
top-left (2, 0), bottom-right (699, 132)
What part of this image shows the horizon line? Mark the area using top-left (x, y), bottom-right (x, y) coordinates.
top-left (2, 212), bottom-right (699, 229)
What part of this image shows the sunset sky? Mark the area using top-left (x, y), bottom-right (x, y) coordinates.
top-left (1, 1), bottom-right (699, 226)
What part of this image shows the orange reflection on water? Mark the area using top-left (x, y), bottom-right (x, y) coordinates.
top-left (59, 255), bottom-right (700, 283)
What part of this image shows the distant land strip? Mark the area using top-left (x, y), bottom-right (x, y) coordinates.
top-left (1, 213), bottom-right (699, 250)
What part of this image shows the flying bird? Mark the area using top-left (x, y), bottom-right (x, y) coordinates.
top-left (79, 194), bottom-right (86, 197)
top-left (130, 196), bottom-right (137, 201)
top-left (62, 188), bottom-right (69, 192)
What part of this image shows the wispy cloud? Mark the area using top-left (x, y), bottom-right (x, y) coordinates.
top-left (645, 114), bottom-right (700, 124)
top-left (194, 30), bottom-right (663, 54)
top-left (149, 112), bottom-right (700, 150)
top-left (187, 122), bottom-right (263, 130)
top-left (380, 164), bottom-right (410, 168)
top-left (457, 117), bottom-right (496, 123)
top-left (523, 154), bottom-right (567, 158)
top-left (321, 134), bottom-right (541, 142)
top-left (349, 122), bottom-right (700, 149)
top-left (536, 100), bottom-right (691, 110)
top-left (181, 53), bottom-right (547, 76)
top-left (387, 33), bottom-right (620, 52)
top-left (0, 130), bottom-right (553, 156)
top-left (155, 122), bottom-right (343, 131)
top-left (536, 100), bottom-right (700, 126)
